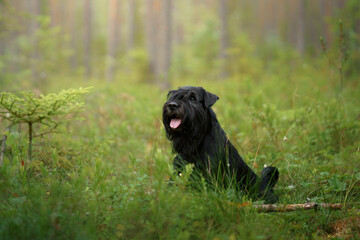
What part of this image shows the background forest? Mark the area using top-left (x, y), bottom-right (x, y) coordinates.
top-left (0, 0), bottom-right (360, 239)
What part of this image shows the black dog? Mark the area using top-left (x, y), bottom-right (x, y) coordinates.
top-left (163, 86), bottom-right (279, 203)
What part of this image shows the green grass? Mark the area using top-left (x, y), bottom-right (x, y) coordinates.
top-left (1, 59), bottom-right (360, 239)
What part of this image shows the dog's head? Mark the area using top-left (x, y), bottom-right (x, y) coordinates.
top-left (162, 86), bottom-right (219, 142)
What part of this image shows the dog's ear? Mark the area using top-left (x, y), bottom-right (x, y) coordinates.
top-left (203, 88), bottom-right (219, 108)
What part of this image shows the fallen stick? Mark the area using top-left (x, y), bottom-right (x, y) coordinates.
top-left (230, 202), bottom-right (343, 212)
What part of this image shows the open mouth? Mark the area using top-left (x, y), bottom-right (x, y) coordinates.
top-left (170, 118), bottom-right (182, 129)
top-left (163, 102), bottom-right (183, 130)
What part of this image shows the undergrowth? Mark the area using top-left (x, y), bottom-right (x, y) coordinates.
top-left (1, 46), bottom-right (360, 240)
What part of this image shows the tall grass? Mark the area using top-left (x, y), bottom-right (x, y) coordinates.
top-left (1, 55), bottom-right (360, 239)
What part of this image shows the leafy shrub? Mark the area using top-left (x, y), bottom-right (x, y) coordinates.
top-left (0, 87), bottom-right (91, 161)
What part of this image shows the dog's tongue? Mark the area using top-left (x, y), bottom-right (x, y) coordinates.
top-left (170, 119), bottom-right (182, 129)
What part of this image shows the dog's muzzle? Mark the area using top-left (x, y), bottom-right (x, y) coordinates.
top-left (164, 102), bottom-right (183, 130)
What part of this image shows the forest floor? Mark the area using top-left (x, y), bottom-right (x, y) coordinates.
top-left (1, 61), bottom-right (360, 239)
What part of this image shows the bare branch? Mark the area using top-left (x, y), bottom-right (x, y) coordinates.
top-left (4, 100), bottom-right (22, 119)
top-left (33, 123), bottom-right (59, 138)
top-left (229, 201), bottom-right (343, 213)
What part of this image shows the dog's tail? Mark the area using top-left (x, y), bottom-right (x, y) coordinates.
top-left (259, 166), bottom-right (279, 203)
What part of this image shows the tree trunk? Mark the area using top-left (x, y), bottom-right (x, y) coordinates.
top-left (320, 0), bottom-right (331, 45)
top-left (145, 0), bottom-right (158, 81)
top-left (158, 0), bottom-right (172, 89)
top-left (0, 3), bottom-right (4, 55)
top-left (296, 0), bottom-right (305, 55)
top-left (28, 0), bottom-right (39, 36)
top-left (67, 0), bottom-right (78, 70)
top-left (128, 0), bottom-right (136, 50)
top-left (218, 0), bottom-right (229, 79)
top-left (106, 0), bottom-right (121, 82)
top-left (28, 0), bottom-right (40, 82)
top-left (83, 0), bottom-right (92, 78)
top-left (50, 0), bottom-right (60, 27)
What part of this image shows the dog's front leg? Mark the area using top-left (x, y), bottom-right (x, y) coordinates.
top-left (173, 155), bottom-right (186, 175)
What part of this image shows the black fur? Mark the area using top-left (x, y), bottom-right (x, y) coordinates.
top-left (163, 86), bottom-right (279, 203)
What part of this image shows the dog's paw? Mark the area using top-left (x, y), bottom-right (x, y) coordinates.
top-left (262, 189), bottom-right (279, 204)
top-left (259, 166), bottom-right (279, 203)
top-left (260, 166), bottom-right (279, 189)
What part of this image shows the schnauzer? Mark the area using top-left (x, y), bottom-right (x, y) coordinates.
top-left (163, 86), bottom-right (279, 203)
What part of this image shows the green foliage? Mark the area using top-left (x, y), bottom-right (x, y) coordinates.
top-left (320, 20), bottom-right (350, 97)
top-left (1, 71), bottom-right (359, 239)
top-left (0, 20), bottom-right (360, 240)
top-left (0, 87), bottom-right (91, 125)
top-left (0, 87), bottom-right (92, 161)
top-left (338, 0), bottom-right (360, 78)
top-left (0, 14), bottom-right (72, 86)
top-left (227, 34), bottom-right (264, 79)
top-left (172, 21), bottom-right (219, 79)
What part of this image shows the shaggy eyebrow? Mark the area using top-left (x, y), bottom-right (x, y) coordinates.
top-left (168, 90), bottom-right (200, 102)
top-left (188, 92), bottom-right (197, 99)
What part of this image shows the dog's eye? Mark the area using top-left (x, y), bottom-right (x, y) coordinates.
top-left (189, 96), bottom-right (196, 102)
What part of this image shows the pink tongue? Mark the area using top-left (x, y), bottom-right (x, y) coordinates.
top-left (170, 119), bottom-right (182, 129)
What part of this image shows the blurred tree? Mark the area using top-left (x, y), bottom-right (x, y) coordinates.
top-left (145, 0), bottom-right (172, 89)
top-left (218, 0), bottom-right (229, 79)
top-left (145, 0), bottom-right (157, 80)
top-left (106, 0), bottom-right (121, 81)
top-left (66, 0), bottom-right (78, 70)
top-left (320, 0), bottom-right (333, 46)
top-left (28, 0), bottom-right (39, 36)
top-left (0, 0), bottom-right (354, 88)
top-left (296, 0), bottom-right (305, 55)
top-left (159, 0), bottom-right (172, 88)
top-left (83, 0), bottom-right (92, 78)
top-left (338, 0), bottom-right (360, 77)
top-left (127, 0), bottom-right (136, 50)
top-left (28, 0), bottom-right (40, 81)
top-left (49, 0), bottom-right (60, 27)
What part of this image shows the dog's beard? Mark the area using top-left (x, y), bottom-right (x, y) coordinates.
top-left (163, 102), bottom-right (210, 157)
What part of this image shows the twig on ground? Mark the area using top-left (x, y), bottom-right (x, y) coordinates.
top-left (230, 201), bottom-right (343, 213)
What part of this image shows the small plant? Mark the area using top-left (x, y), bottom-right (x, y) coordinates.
top-left (320, 20), bottom-right (350, 97)
top-left (0, 87), bottom-right (92, 161)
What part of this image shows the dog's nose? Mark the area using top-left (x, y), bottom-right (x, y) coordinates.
top-left (168, 102), bottom-right (179, 110)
